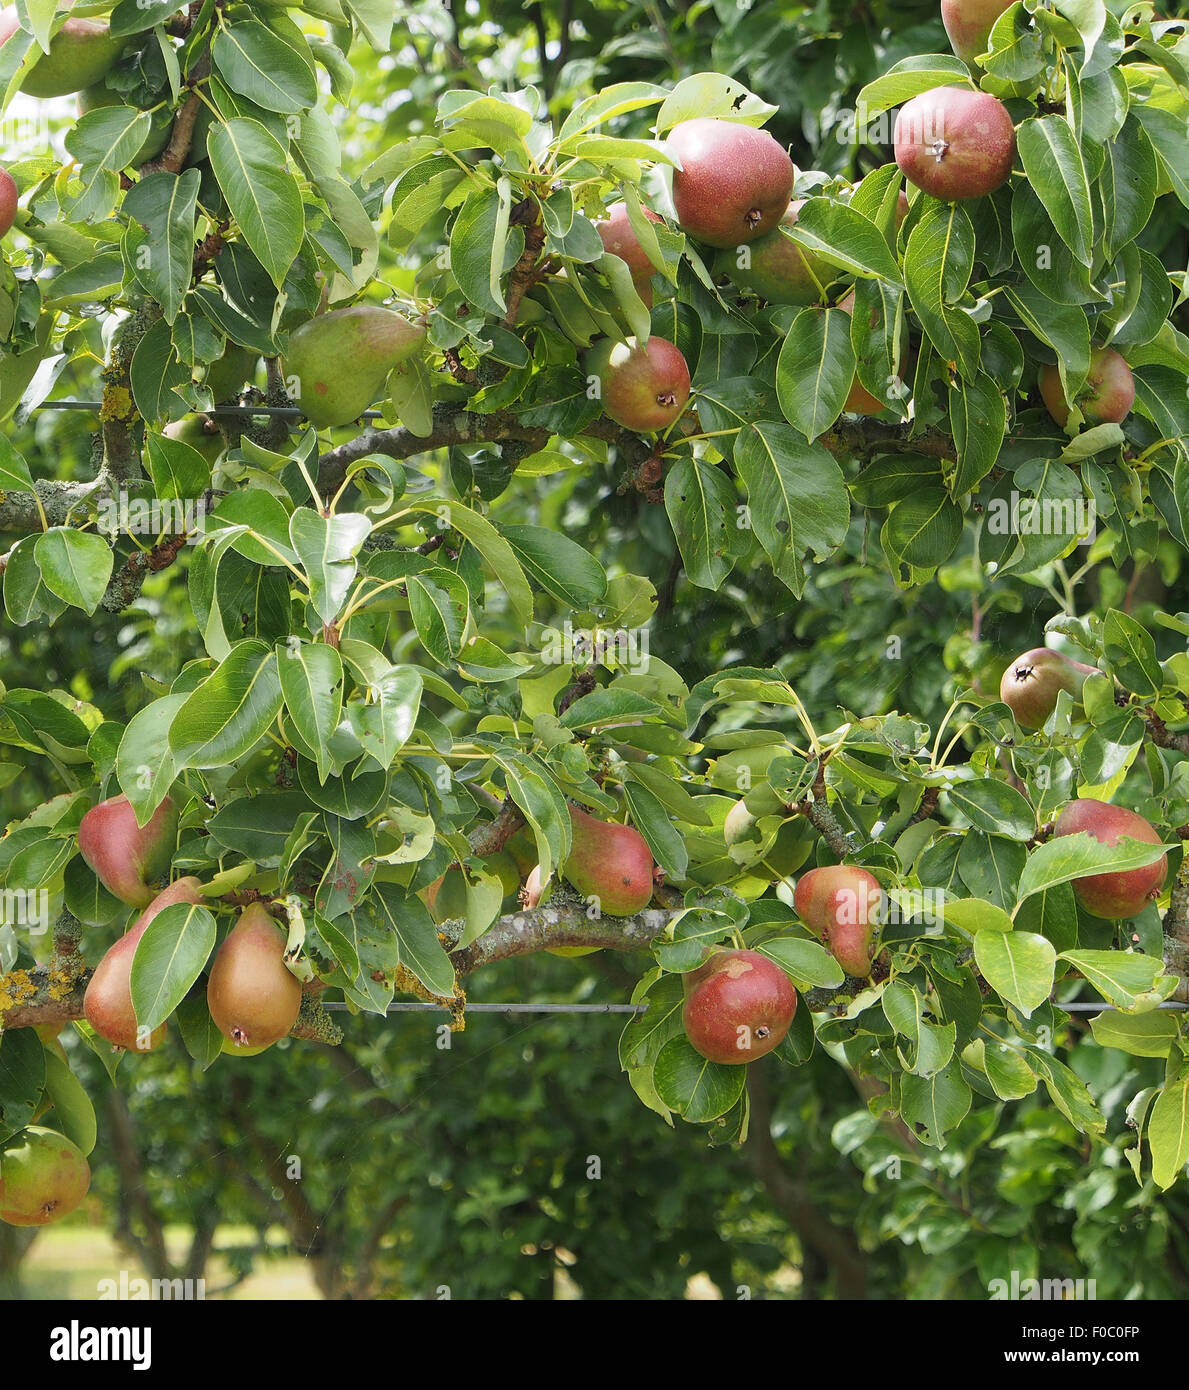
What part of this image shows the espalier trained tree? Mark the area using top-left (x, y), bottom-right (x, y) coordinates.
top-left (0, 0), bottom-right (1188, 1225)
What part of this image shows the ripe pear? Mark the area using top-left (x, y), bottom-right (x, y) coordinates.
top-left (1039, 348), bottom-right (1134, 429)
top-left (78, 83), bottom-right (171, 164)
top-left (0, 5), bottom-right (125, 99)
top-left (894, 87), bottom-right (1016, 200)
top-left (84, 876), bottom-right (204, 1052)
top-left (585, 335), bottom-right (691, 432)
top-left (667, 118), bottom-right (794, 248)
top-left (77, 793), bottom-right (178, 908)
top-left (717, 200), bottom-right (830, 305)
top-left (597, 202), bottom-right (663, 305)
top-left (794, 865), bottom-right (884, 976)
top-left (1053, 799), bottom-right (1167, 919)
top-left (207, 903), bottom-right (302, 1049)
top-left (283, 304), bottom-right (427, 429)
top-left (0, 166), bottom-right (16, 238)
top-left (562, 804), bottom-right (655, 916)
top-left (1000, 646), bottom-right (1096, 728)
top-left (942, 0), bottom-right (1014, 64)
top-left (0, 1126), bottom-right (90, 1227)
top-left (164, 414), bottom-right (225, 466)
top-left (682, 949), bottom-right (797, 1063)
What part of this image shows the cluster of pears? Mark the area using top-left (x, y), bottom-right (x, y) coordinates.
top-left (78, 794), bottom-right (301, 1055)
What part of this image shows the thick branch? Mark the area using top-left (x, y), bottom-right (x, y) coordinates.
top-left (1164, 854), bottom-right (1189, 1002)
top-left (447, 898), bottom-right (678, 974)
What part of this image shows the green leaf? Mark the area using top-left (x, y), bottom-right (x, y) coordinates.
top-left (775, 306), bottom-right (855, 440)
top-left (169, 639), bottom-right (285, 769)
top-left (116, 694), bottom-right (185, 826)
top-left (903, 201), bottom-right (979, 375)
top-left (0, 1030), bottom-right (46, 1147)
top-left (130, 902), bottom-right (218, 1034)
top-left (1017, 831), bottom-right (1169, 903)
top-left (653, 1035), bottom-right (746, 1122)
top-left (899, 1061), bottom-right (971, 1148)
top-left (973, 930), bottom-right (1056, 1016)
top-left (734, 421), bottom-right (849, 596)
top-left (289, 510), bottom-right (371, 625)
top-left (41, 1050), bottom-right (97, 1155)
top-left (621, 776), bottom-right (687, 879)
top-left (1057, 949), bottom-right (1177, 1012)
top-left (212, 18), bottom-right (318, 114)
top-left (345, 664), bottom-right (422, 770)
top-left (1150, 1072), bottom-right (1189, 1190)
top-left (33, 528), bottom-right (113, 614)
top-left (949, 372), bottom-right (1007, 494)
top-left (1102, 607), bottom-right (1161, 697)
top-left (1016, 116), bottom-right (1093, 267)
top-left (883, 489), bottom-right (962, 570)
top-left (855, 55), bottom-right (972, 116)
top-left (1089, 1010), bottom-right (1179, 1058)
top-left (208, 119), bottom-right (305, 287)
top-left (122, 171), bottom-right (202, 325)
top-left (500, 524), bottom-right (608, 607)
top-left (783, 199), bottom-right (902, 285)
top-left (369, 883), bottom-right (455, 997)
top-left (947, 778), bottom-right (1035, 839)
top-left (449, 180), bottom-right (516, 319)
top-left (277, 641), bottom-right (344, 784)
top-left (655, 72), bottom-right (778, 130)
top-left (404, 501), bottom-right (533, 629)
top-left (664, 455), bottom-right (739, 592)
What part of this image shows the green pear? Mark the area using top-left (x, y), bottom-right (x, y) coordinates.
top-left (0, 1126), bottom-right (90, 1227)
top-left (0, 5), bottom-right (125, 99)
top-left (585, 335), bottom-right (691, 432)
top-left (77, 793), bottom-right (178, 908)
top-left (717, 200), bottom-right (830, 305)
top-left (562, 804), bottom-right (655, 916)
top-left (163, 415), bottom-right (225, 466)
top-left (204, 344), bottom-right (258, 403)
top-left (207, 903), bottom-right (302, 1049)
top-left (894, 87), bottom-right (1016, 200)
top-left (283, 305), bottom-right (427, 429)
top-left (78, 82), bottom-right (171, 164)
top-left (84, 876), bottom-right (204, 1052)
top-left (667, 118), bottom-right (794, 248)
top-left (1039, 348), bottom-right (1134, 429)
top-left (999, 646), bottom-right (1097, 728)
top-left (1053, 799), bottom-right (1167, 919)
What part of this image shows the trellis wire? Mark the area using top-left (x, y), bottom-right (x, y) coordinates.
top-left (33, 399), bottom-right (381, 419)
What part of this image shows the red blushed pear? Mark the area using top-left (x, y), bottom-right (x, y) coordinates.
top-left (83, 876), bottom-right (205, 1052)
top-left (0, 1126), bottom-right (90, 1227)
top-left (894, 87), bottom-right (1016, 200)
top-left (562, 805), bottom-right (655, 916)
top-left (682, 949), bottom-right (797, 1063)
top-left (999, 646), bottom-right (1097, 728)
top-left (667, 118), bottom-right (794, 248)
top-left (77, 793), bottom-right (179, 908)
top-left (584, 335), bottom-right (691, 432)
top-left (207, 903), bottom-right (302, 1050)
top-left (0, 167), bottom-right (17, 238)
top-left (1038, 348), bottom-right (1134, 429)
top-left (942, 0), bottom-right (1014, 64)
top-left (1053, 799), bottom-right (1167, 919)
top-left (794, 865), bottom-right (884, 977)
top-left (597, 202), bottom-right (663, 305)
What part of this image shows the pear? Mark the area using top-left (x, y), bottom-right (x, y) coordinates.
top-left (717, 200), bottom-right (830, 305)
top-left (204, 344), bottom-right (259, 403)
top-left (1053, 799), bottom-right (1167, 919)
top-left (682, 949), bottom-right (797, 1063)
top-left (1038, 348), bottom-right (1134, 429)
top-left (585, 335), bottom-right (691, 432)
top-left (164, 415), bottom-right (225, 466)
top-left (207, 903), bottom-right (302, 1049)
top-left (84, 876), bottom-right (204, 1052)
top-left (667, 118), bottom-right (794, 248)
top-left (794, 865), bottom-right (884, 976)
top-left (562, 804), bottom-right (655, 916)
top-left (0, 166), bottom-right (16, 238)
top-left (78, 83), bottom-right (171, 164)
top-left (1000, 646), bottom-right (1097, 728)
top-left (0, 1126), bottom-right (90, 1227)
top-left (77, 793), bottom-right (178, 908)
top-left (597, 202), bottom-right (663, 305)
top-left (283, 305), bottom-right (427, 429)
top-left (0, 5), bottom-right (125, 99)
top-left (894, 87), bottom-right (1016, 200)
top-left (942, 0), bottom-right (1014, 64)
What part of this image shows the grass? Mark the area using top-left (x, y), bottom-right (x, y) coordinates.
top-left (20, 1223), bottom-right (322, 1300)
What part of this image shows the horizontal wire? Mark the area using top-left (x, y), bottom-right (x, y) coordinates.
top-left (33, 399), bottom-right (372, 420)
top-left (317, 999), bottom-right (1188, 1016)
